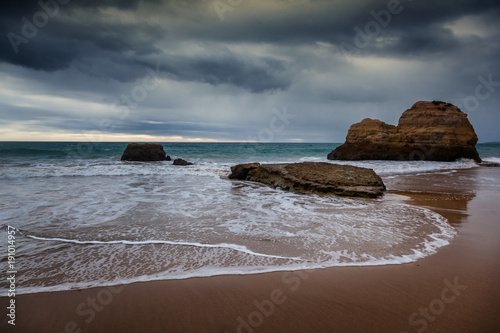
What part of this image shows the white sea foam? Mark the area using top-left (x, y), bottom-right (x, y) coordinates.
top-left (0, 156), bottom-right (480, 181)
top-left (0, 168), bottom-right (457, 296)
top-left (482, 157), bottom-right (500, 164)
top-left (24, 234), bottom-right (304, 260)
top-left (324, 159), bottom-right (479, 175)
top-left (11, 216), bottom-right (455, 296)
top-left (1, 151), bottom-right (475, 296)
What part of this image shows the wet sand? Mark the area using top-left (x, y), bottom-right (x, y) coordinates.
top-left (2, 167), bottom-right (500, 332)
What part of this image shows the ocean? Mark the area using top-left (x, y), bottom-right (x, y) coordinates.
top-left (1, 142), bottom-right (499, 295)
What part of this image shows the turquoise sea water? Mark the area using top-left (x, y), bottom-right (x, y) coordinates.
top-left (0, 142), bottom-right (499, 162)
top-left (0, 141), bottom-right (498, 295)
top-left (0, 142), bottom-right (335, 162)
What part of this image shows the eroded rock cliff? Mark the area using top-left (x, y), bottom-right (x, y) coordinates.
top-left (328, 101), bottom-right (481, 162)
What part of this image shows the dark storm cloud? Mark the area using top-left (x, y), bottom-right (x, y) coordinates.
top-left (0, 0), bottom-right (164, 74)
top-left (161, 55), bottom-right (289, 93)
top-left (2, 0), bottom-right (499, 89)
top-left (357, 1), bottom-right (500, 58)
top-left (178, 0), bottom-right (500, 46)
top-left (0, 0), bottom-right (291, 91)
top-left (186, 0), bottom-right (500, 65)
top-left (0, 0), bottom-right (160, 16)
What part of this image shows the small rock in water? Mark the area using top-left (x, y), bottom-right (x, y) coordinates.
top-left (121, 143), bottom-right (169, 161)
top-left (173, 158), bottom-right (194, 166)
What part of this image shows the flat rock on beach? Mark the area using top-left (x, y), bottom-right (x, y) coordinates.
top-left (229, 162), bottom-right (385, 198)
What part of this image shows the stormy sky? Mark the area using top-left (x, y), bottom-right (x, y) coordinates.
top-left (1, 0), bottom-right (499, 142)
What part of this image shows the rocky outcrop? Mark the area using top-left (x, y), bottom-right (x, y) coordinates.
top-left (173, 158), bottom-right (193, 166)
top-left (229, 162), bottom-right (385, 198)
top-left (328, 101), bottom-right (481, 162)
top-left (228, 163), bottom-right (261, 179)
top-left (121, 143), bottom-right (169, 161)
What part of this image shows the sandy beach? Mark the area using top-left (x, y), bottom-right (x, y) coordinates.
top-left (2, 167), bottom-right (500, 333)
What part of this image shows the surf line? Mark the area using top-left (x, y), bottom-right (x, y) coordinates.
top-left (24, 234), bottom-right (305, 261)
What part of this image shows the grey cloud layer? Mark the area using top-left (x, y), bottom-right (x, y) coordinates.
top-left (1, 0), bottom-right (499, 141)
top-left (2, 0), bottom-right (499, 86)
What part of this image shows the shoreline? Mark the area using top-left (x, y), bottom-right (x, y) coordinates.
top-left (2, 167), bottom-right (500, 332)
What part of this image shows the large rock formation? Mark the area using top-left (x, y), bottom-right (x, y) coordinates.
top-left (229, 162), bottom-right (385, 198)
top-left (328, 101), bottom-right (481, 162)
top-left (121, 143), bottom-right (169, 161)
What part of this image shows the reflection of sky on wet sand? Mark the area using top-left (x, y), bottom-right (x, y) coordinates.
top-left (384, 168), bottom-right (480, 225)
